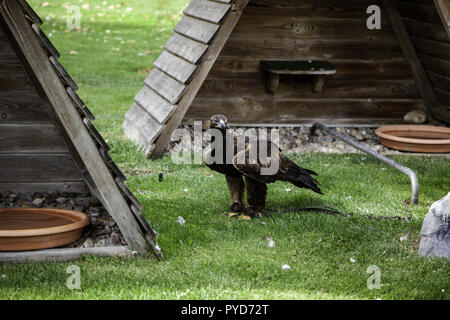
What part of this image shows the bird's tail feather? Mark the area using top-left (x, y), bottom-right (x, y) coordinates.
top-left (284, 164), bottom-right (323, 194)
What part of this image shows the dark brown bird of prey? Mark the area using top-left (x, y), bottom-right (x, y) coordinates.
top-left (205, 114), bottom-right (322, 220)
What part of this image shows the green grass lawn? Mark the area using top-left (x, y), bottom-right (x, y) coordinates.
top-left (0, 0), bottom-right (449, 300)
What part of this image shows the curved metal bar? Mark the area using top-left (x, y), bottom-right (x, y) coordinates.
top-left (309, 123), bottom-right (419, 205)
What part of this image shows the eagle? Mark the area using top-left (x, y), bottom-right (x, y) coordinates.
top-left (205, 114), bottom-right (323, 220)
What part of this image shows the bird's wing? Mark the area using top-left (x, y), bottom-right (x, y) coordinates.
top-left (232, 137), bottom-right (322, 194)
top-left (232, 137), bottom-right (282, 184)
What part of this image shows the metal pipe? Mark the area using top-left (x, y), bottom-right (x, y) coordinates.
top-left (309, 123), bottom-right (419, 205)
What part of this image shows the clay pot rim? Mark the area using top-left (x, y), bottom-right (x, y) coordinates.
top-left (375, 125), bottom-right (450, 145)
top-left (0, 208), bottom-right (89, 237)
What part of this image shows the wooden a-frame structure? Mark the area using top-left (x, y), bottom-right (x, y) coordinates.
top-left (0, 0), bottom-right (160, 262)
top-left (123, 0), bottom-right (450, 159)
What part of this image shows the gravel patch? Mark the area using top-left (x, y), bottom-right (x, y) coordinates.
top-left (0, 191), bottom-right (126, 248)
top-left (169, 125), bottom-right (398, 155)
top-left (169, 123), bottom-right (450, 157)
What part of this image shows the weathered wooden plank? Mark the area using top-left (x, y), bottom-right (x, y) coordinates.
top-left (427, 70), bottom-right (450, 91)
top-left (402, 19), bottom-right (450, 43)
top-left (1, 0), bottom-right (152, 253)
top-left (165, 32), bottom-right (208, 64)
top-left (16, 0), bottom-right (42, 25)
top-left (220, 37), bottom-right (404, 61)
top-left (174, 15), bottom-right (220, 44)
top-left (135, 85), bottom-right (175, 124)
top-left (185, 97), bottom-right (425, 124)
top-left (130, 204), bottom-right (157, 238)
top-left (0, 67), bottom-right (34, 92)
top-left (242, 1), bottom-right (386, 20)
top-left (82, 118), bottom-right (110, 152)
top-left (153, 50), bottom-right (198, 84)
top-left (435, 87), bottom-right (450, 105)
top-left (0, 154), bottom-right (83, 182)
top-left (435, 0), bottom-right (450, 26)
top-left (124, 103), bottom-right (164, 144)
top-left (382, 1), bottom-right (438, 114)
top-left (209, 59), bottom-right (412, 79)
top-left (0, 92), bottom-right (50, 123)
top-left (66, 87), bottom-right (95, 121)
top-left (0, 181), bottom-right (88, 194)
top-left (184, 0), bottom-right (231, 24)
top-left (397, 1), bottom-right (443, 24)
top-left (99, 147), bottom-right (127, 181)
top-left (195, 78), bottom-right (420, 99)
top-left (49, 56), bottom-right (78, 90)
top-left (115, 178), bottom-right (143, 211)
top-left (31, 23), bottom-right (60, 58)
top-left (434, 0), bottom-right (450, 39)
top-left (0, 246), bottom-right (133, 264)
top-left (411, 36), bottom-right (450, 60)
top-left (150, 0), bottom-right (250, 158)
top-left (420, 54), bottom-right (450, 75)
top-left (122, 119), bottom-right (154, 156)
top-left (434, 0), bottom-right (450, 33)
top-left (233, 11), bottom-right (392, 38)
top-left (144, 68), bottom-right (186, 104)
top-left (267, 0), bottom-right (385, 10)
top-left (0, 124), bottom-right (67, 153)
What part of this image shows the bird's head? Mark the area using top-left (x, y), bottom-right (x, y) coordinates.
top-left (208, 114), bottom-right (229, 131)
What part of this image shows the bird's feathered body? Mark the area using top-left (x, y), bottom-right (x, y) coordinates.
top-left (205, 115), bottom-right (322, 218)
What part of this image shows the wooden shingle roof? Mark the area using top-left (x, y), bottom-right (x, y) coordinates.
top-left (124, 0), bottom-right (248, 157)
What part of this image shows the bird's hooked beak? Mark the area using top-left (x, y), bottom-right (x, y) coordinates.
top-left (219, 119), bottom-right (227, 130)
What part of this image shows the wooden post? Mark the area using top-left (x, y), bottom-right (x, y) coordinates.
top-left (434, 0), bottom-right (450, 39)
top-left (382, 0), bottom-right (439, 118)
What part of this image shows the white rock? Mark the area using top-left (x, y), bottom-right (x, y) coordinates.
top-left (350, 257), bottom-right (356, 263)
top-left (177, 216), bottom-right (186, 226)
top-left (281, 264), bottom-right (291, 270)
top-left (419, 192), bottom-right (450, 259)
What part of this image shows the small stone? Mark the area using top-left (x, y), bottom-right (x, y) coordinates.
top-left (32, 198), bottom-right (44, 206)
top-left (82, 238), bottom-right (94, 248)
top-left (419, 192), bottom-right (450, 259)
top-left (22, 194), bottom-right (33, 202)
top-left (281, 264), bottom-right (291, 270)
top-left (111, 233), bottom-right (120, 245)
top-left (403, 110), bottom-right (427, 124)
top-left (177, 216), bottom-right (186, 226)
top-left (88, 207), bottom-right (102, 217)
top-left (56, 197), bottom-right (67, 204)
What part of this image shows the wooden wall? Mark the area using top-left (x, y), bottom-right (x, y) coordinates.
top-left (184, 0), bottom-right (425, 125)
top-left (396, 0), bottom-right (450, 107)
top-left (0, 23), bottom-right (86, 193)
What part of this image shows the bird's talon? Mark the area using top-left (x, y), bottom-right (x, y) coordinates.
top-left (227, 212), bottom-right (240, 218)
top-left (238, 214), bottom-right (252, 221)
top-left (253, 212), bottom-right (263, 218)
